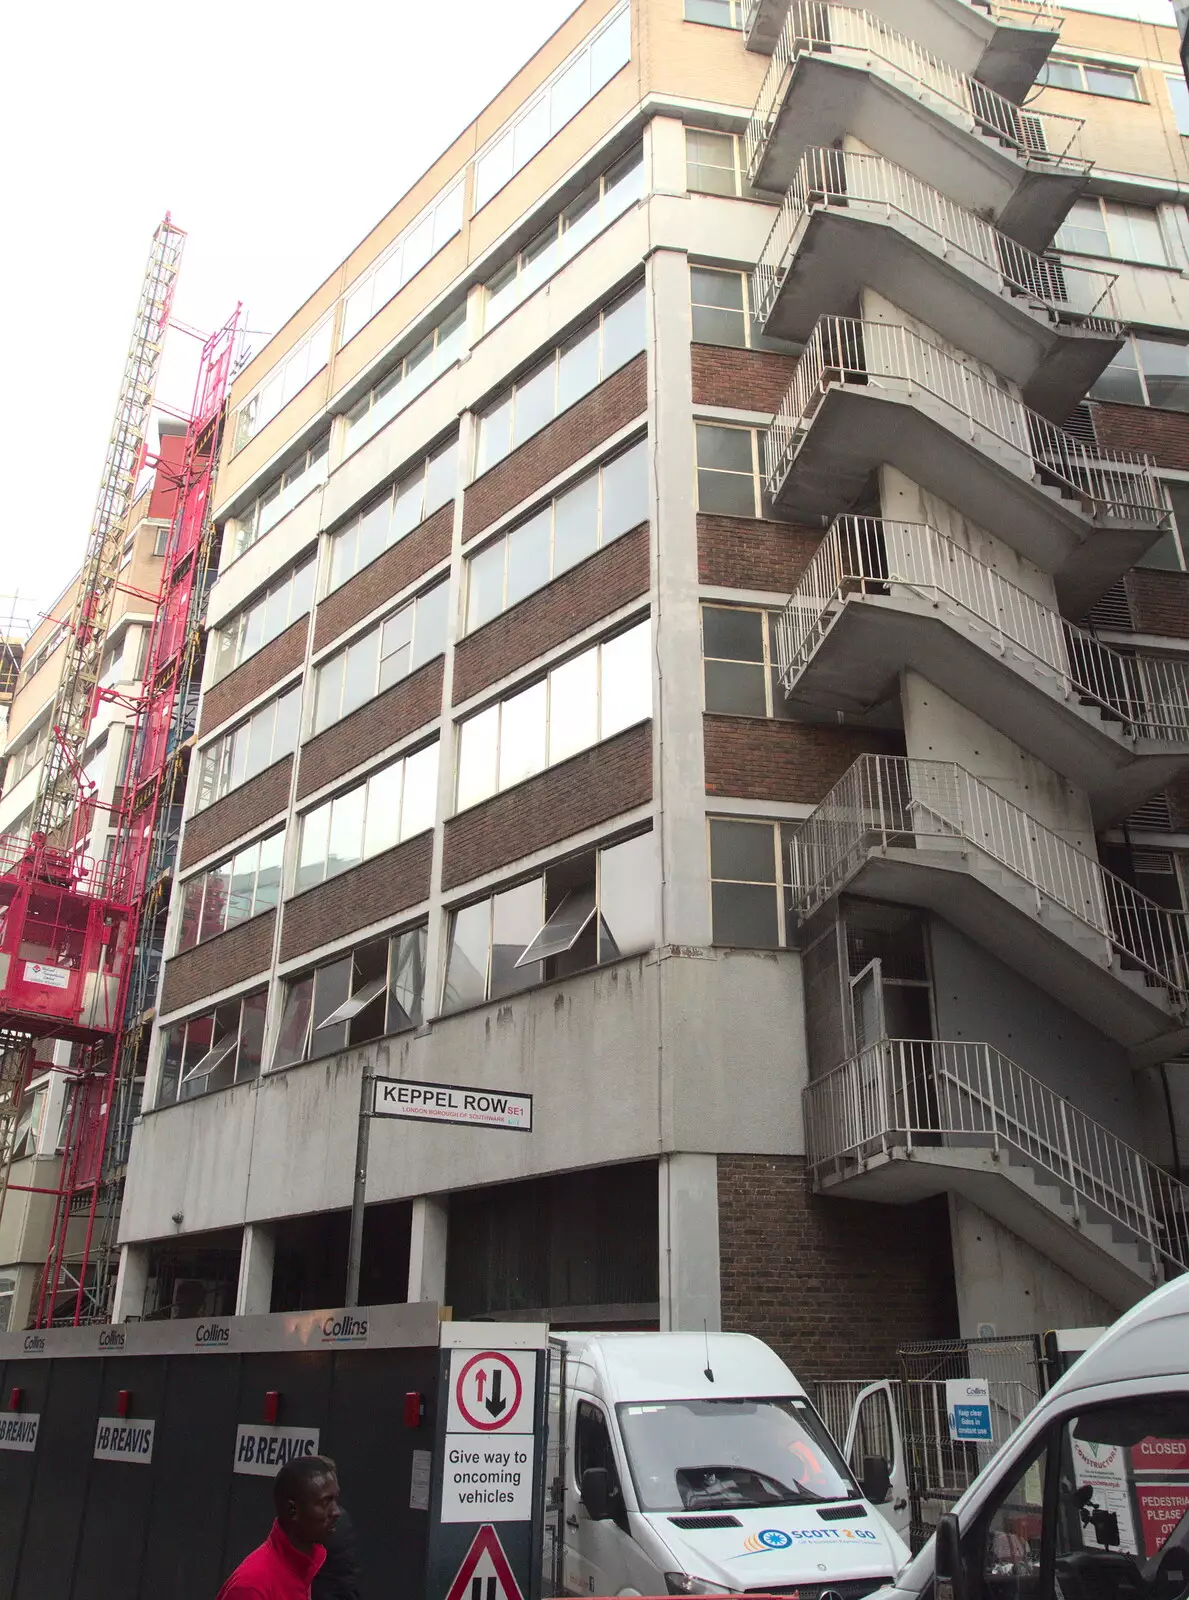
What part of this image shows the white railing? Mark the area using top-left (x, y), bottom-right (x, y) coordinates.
top-left (774, 515), bottom-right (1189, 739)
top-left (766, 316), bottom-right (1170, 529)
top-left (805, 1038), bottom-right (1189, 1274)
top-left (743, 0), bottom-right (1061, 47)
top-left (753, 147), bottom-right (1119, 331)
top-left (746, 2), bottom-right (1088, 183)
top-left (788, 754), bottom-right (1189, 1001)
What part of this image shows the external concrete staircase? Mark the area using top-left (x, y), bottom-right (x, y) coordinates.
top-left (803, 1037), bottom-right (1189, 1306)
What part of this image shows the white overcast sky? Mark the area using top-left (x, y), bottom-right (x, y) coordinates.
top-left (0, 0), bottom-right (1176, 633)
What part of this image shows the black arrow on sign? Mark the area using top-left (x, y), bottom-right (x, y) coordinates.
top-left (484, 1367), bottom-right (508, 1418)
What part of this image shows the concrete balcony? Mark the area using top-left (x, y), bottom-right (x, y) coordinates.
top-left (765, 317), bottom-right (1171, 616)
top-left (753, 149), bottom-right (1122, 420)
top-left (744, 0), bottom-right (1060, 105)
top-left (804, 1038), bottom-right (1188, 1305)
top-left (746, 3), bottom-right (1089, 249)
top-left (788, 755), bottom-right (1189, 1061)
top-left (775, 517), bottom-right (1189, 824)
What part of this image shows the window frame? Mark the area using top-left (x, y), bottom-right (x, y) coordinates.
top-left (193, 684), bottom-right (301, 813)
top-left (684, 0), bottom-right (745, 26)
top-left (344, 309), bottom-right (467, 455)
top-left (708, 814), bottom-right (799, 949)
top-left (311, 579), bottom-right (450, 736)
top-left (175, 828), bottom-right (285, 954)
top-left (1166, 72), bottom-right (1189, 136)
top-left (341, 178), bottom-right (466, 348)
top-left (690, 264), bottom-right (754, 348)
top-left (293, 740), bottom-right (440, 895)
top-left (1038, 54), bottom-right (1142, 100)
top-left (700, 602), bottom-right (794, 718)
top-left (328, 435), bottom-right (458, 592)
top-left (1092, 333), bottom-right (1189, 414)
top-left (694, 421), bottom-right (763, 518)
top-left (232, 433), bottom-right (331, 561)
top-left (685, 126), bottom-right (751, 198)
top-left (155, 989), bottom-right (268, 1108)
top-left (212, 556), bottom-right (316, 684)
top-left (1055, 195), bottom-right (1169, 266)
top-left (271, 923), bottom-right (428, 1070)
top-left (232, 318), bottom-right (333, 454)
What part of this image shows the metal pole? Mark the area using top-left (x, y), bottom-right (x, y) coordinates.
top-left (345, 1058), bottom-right (373, 1308)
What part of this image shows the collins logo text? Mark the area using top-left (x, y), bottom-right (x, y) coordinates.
top-left (321, 1314), bottom-right (368, 1344)
top-left (195, 1323), bottom-right (230, 1346)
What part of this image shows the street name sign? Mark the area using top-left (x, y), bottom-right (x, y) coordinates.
top-left (373, 1077), bottom-right (532, 1132)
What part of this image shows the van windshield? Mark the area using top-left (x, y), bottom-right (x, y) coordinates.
top-left (617, 1397), bottom-right (858, 1512)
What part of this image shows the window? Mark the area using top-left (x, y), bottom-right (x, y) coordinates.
top-left (690, 266), bottom-right (753, 347)
top-left (344, 309), bottom-right (467, 453)
top-left (695, 422), bottom-right (761, 516)
top-left (442, 832), bottom-right (655, 1011)
top-left (684, 0), bottom-right (744, 25)
top-left (176, 830), bottom-right (284, 953)
top-left (156, 991), bottom-right (267, 1106)
top-left (7, 1085), bottom-right (46, 1162)
top-left (465, 439), bottom-right (648, 633)
top-left (475, 284), bottom-right (646, 476)
top-left (312, 581), bottom-right (449, 734)
top-left (5, 723), bottom-right (50, 788)
top-left (575, 1400), bottom-right (628, 1525)
top-left (455, 619), bottom-right (650, 810)
top-left (232, 320), bottom-right (333, 452)
top-left (153, 523), bottom-right (170, 557)
top-left (1092, 335), bottom-right (1189, 412)
top-left (211, 557), bottom-right (316, 683)
top-left (701, 605), bottom-right (794, 718)
top-left (295, 740), bottom-right (439, 893)
top-left (1147, 482), bottom-right (1189, 571)
top-left (21, 623), bottom-right (68, 681)
top-left (474, 3), bottom-right (631, 211)
top-left (0, 1276), bottom-right (13, 1334)
top-left (341, 179), bottom-right (465, 346)
top-left (709, 816), bottom-right (798, 947)
top-left (485, 145), bottom-right (644, 331)
top-left (1038, 56), bottom-right (1141, 99)
top-left (686, 127), bottom-right (750, 197)
top-left (1055, 197), bottom-right (1167, 264)
top-left (233, 434), bottom-right (330, 560)
top-left (1168, 74), bottom-right (1189, 136)
top-left (272, 925), bottom-right (427, 1069)
top-left (329, 436), bottom-right (458, 591)
top-left (194, 686), bottom-right (301, 811)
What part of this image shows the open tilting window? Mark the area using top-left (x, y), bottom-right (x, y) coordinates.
top-left (272, 926), bottom-right (428, 1070)
top-left (157, 990), bottom-right (267, 1107)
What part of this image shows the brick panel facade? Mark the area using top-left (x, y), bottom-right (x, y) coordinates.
top-left (1091, 400), bottom-right (1189, 470)
top-left (1125, 569), bottom-right (1189, 640)
top-left (442, 722), bottom-right (653, 890)
top-left (462, 355), bottom-right (646, 542)
top-left (199, 620), bottom-right (308, 737)
top-left (178, 757), bottom-right (293, 871)
top-left (453, 525), bottom-right (650, 704)
top-left (297, 658), bottom-right (444, 800)
top-left (159, 911), bottom-right (277, 1016)
top-left (698, 515), bottom-right (822, 594)
top-left (312, 502), bottom-right (454, 653)
top-left (718, 1155), bottom-right (957, 1384)
top-left (691, 345), bottom-right (799, 414)
top-left (704, 717), bottom-right (906, 804)
top-left (279, 832), bottom-right (434, 961)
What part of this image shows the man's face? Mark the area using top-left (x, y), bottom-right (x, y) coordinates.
top-left (288, 1471), bottom-right (341, 1547)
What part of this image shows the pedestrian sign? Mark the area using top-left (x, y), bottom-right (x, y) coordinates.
top-left (448, 1350), bottom-right (536, 1434)
top-left (945, 1378), bottom-right (993, 1441)
top-left (443, 1524), bottom-right (526, 1600)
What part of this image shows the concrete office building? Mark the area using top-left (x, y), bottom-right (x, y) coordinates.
top-left (114, 0), bottom-right (1189, 1375)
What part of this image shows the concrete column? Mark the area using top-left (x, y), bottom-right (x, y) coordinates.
top-left (658, 1153), bottom-right (721, 1332)
top-left (235, 1223), bottom-right (275, 1317)
top-left (407, 1196), bottom-right (449, 1305)
top-left (111, 1243), bottom-right (150, 1323)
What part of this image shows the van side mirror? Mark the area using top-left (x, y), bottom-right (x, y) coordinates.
top-left (936, 1513), bottom-right (967, 1600)
top-left (581, 1466), bottom-right (611, 1521)
top-left (861, 1455), bottom-right (892, 1505)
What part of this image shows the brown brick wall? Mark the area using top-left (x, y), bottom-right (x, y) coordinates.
top-left (199, 620), bottom-right (307, 737)
top-left (453, 525), bottom-right (650, 704)
top-left (704, 718), bottom-right (906, 804)
top-left (179, 757), bottom-right (293, 871)
top-left (462, 355), bottom-right (647, 542)
top-left (1125, 569), bottom-right (1189, 640)
top-left (279, 832), bottom-right (433, 961)
top-left (297, 658), bottom-right (444, 801)
top-left (1091, 401), bottom-right (1189, 471)
top-left (691, 344), bottom-right (799, 414)
top-left (442, 722), bottom-right (653, 890)
top-left (313, 502), bottom-right (454, 653)
top-left (698, 514), bottom-right (823, 593)
top-left (718, 1155), bottom-right (957, 1384)
top-left (159, 911), bottom-right (276, 1016)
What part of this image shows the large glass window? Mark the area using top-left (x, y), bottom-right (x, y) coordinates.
top-left (686, 127), bottom-right (750, 197)
top-left (466, 439), bottom-right (648, 633)
top-left (211, 557), bottom-right (316, 683)
top-left (475, 285), bottom-right (646, 476)
top-left (455, 619), bottom-right (650, 810)
top-left (1038, 56), bottom-right (1140, 99)
top-left (684, 0), bottom-right (745, 25)
top-left (176, 830), bottom-right (284, 953)
top-left (1167, 73), bottom-right (1189, 136)
top-left (1092, 335), bottom-right (1189, 412)
top-left (272, 925), bottom-right (427, 1069)
top-left (1056, 197), bottom-right (1168, 265)
top-left (696, 423), bottom-right (761, 516)
top-left (328, 436), bottom-right (458, 592)
top-left (295, 741), bottom-right (439, 893)
top-left (156, 990), bottom-right (267, 1107)
top-left (442, 832), bottom-right (655, 1011)
top-left (485, 145), bottom-right (644, 331)
top-left (312, 581), bottom-right (449, 735)
top-left (232, 321), bottom-right (333, 453)
top-left (341, 179), bottom-right (465, 346)
top-left (344, 311), bottom-right (467, 454)
top-left (702, 604), bottom-right (795, 718)
top-left (709, 817), bottom-right (798, 948)
top-left (232, 435), bottom-right (330, 560)
top-left (194, 686), bottom-right (301, 812)
top-left (690, 266), bottom-right (753, 348)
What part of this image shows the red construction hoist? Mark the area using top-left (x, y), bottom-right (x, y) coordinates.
top-left (0, 214), bottom-right (241, 1324)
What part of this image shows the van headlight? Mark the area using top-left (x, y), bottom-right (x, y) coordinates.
top-left (664, 1576), bottom-right (733, 1595)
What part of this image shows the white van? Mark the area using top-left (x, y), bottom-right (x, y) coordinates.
top-left (552, 1330), bottom-right (910, 1597)
top-left (886, 1274), bottom-right (1189, 1600)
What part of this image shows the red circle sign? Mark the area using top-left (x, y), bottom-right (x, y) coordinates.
top-left (456, 1350), bottom-right (524, 1431)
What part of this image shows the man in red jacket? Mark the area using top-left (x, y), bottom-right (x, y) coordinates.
top-left (217, 1455), bottom-right (341, 1599)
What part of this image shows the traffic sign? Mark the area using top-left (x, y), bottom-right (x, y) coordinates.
top-left (443, 1525), bottom-right (526, 1600)
top-left (373, 1077), bottom-right (532, 1131)
top-left (448, 1350), bottom-right (536, 1434)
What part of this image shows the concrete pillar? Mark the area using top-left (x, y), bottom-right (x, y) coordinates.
top-left (235, 1223), bottom-right (275, 1317)
top-left (111, 1243), bottom-right (150, 1323)
top-left (407, 1196), bottom-right (449, 1305)
top-left (658, 1154), bottom-right (721, 1332)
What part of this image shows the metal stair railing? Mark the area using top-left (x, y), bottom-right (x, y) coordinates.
top-left (743, 0), bottom-right (1062, 37)
top-left (804, 1037), bottom-right (1189, 1274)
top-left (773, 515), bottom-right (1189, 739)
top-left (753, 147), bottom-right (1119, 330)
top-left (746, 2), bottom-right (1088, 183)
top-left (766, 316), bottom-right (1169, 529)
top-left (787, 753), bottom-right (1189, 1002)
